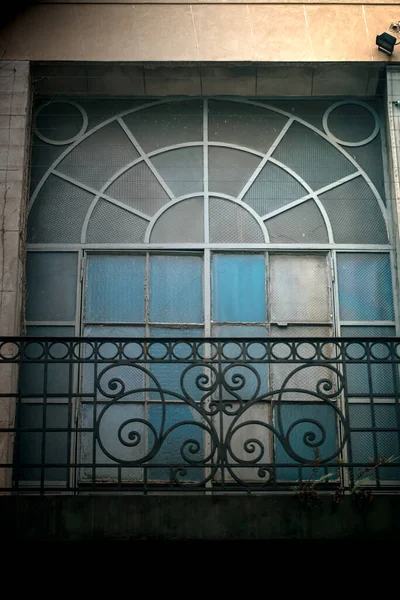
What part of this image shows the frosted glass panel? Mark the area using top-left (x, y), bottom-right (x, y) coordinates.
top-left (83, 326), bottom-right (145, 400)
top-left (270, 254), bottom-right (330, 322)
top-left (85, 255), bottom-right (145, 322)
top-left (26, 252), bottom-right (78, 321)
top-left (337, 253), bottom-right (394, 321)
top-left (147, 404), bottom-right (205, 482)
top-left (80, 402), bottom-right (144, 481)
top-left (213, 325), bottom-right (268, 399)
top-left (149, 328), bottom-right (203, 401)
top-left (150, 255), bottom-right (203, 323)
top-left (212, 254), bottom-right (266, 322)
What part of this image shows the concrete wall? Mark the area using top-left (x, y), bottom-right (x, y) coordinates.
top-left (1, 2), bottom-right (400, 63)
top-left (1, 495), bottom-right (400, 540)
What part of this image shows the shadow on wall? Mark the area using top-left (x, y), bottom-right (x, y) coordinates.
top-left (1, 2), bottom-right (35, 29)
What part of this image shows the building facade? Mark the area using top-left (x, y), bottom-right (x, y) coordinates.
top-left (1, 0), bottom-right (400, 538)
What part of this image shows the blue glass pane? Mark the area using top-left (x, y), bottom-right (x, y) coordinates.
top-left (213, 325), bottom-right (268, 400)
top-left (275, 404), bottom-right (338, 481)
top-left (337, 254), bottom-right (394, 321)
top-left (27, 252), bottom-right (78, 321)
top-left (83, 326), bottom-right (145, 400)
top-left (212, 254), bottom-right (266, 322)
top-left (86, 255), bottom-right (145, 322)
top-left (147, 403), bottom-right (205, 482)
top-left (149, 328), bottom-right (203, 401)
top-left (150, 255), bottom-right (203, 323)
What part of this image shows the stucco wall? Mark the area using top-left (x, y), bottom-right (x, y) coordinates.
top-left (1, 2), bottom-right (400, 63)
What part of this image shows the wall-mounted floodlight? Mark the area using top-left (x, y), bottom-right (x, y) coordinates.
top-left (376, 32), bottom-right (397, 55)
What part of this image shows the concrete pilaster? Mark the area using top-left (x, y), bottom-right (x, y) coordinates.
top-left (0, 60), bottom-right (31, 491)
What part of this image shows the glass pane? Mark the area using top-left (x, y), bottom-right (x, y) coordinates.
top-left (58, 121), bottom-right (139, 189)
top-left (151, 147), bottom-right (203, 197)
top-left (28, 175), bottom-right (94, 244)
top-left (106, 162), bottom-right (170, 216)
top-left (80, 402), bottom-right (144, 482)
top-left (272, 123), bottom-right (354, 190)
top-left (212, 254), bottom-right (266, 322)
top-left (243, 162), bottom-right (306, 216)
top-left (123, 100), bottom-right (203, 153)
top-left (209, 198), bottom-right (264, 244)
top-left (341, 327), bottom-right (397, 398)
top-left (147, 403), bottom-right (205, 482)
top-left (214, 403), bottom-right (272, 484)
top-left (319, 178), bottom-right (388, 244)
top-left (26, 252), bottom-right (78, 321)
top-left (274, 404), bottom-right (338, 481)
top-left (213, 325), bottom-right (268, 399)
top-left (270, 254), bottom-right (330, 322)
top-left (341, 326), bottom-right (396, 338)
top-left (17, 402), bottom-right (69, 482)
top-left (83, 326), bottom-right (145, 400)
top-left (150, 198), bottom-right (204, 243)
top-left (149, 327), bottom-right (203, 401)
top-left (208, 100), bottom-right (288, 154)
top-left (21, 327), bottom-right (74, 396)
top-left (86, 200), bottom-right (148, 244)
top-left (208, 147), bottom-right (261, 197)
top-left (349, 404), bottom-right (400, 481)
top-left (266, 200), bottom-right (328, 244)
top-left (270, 325), bottom-right (334, 402)
top-left (85, 255), bottom-right (145, 322)
top-left (337, 253), bottom-right (394, 321)
top-left (150, 255), bottom-right (203, 323)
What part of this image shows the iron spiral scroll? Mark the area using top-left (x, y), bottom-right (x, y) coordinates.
top-left (94, 346), bottom-right (349, 488)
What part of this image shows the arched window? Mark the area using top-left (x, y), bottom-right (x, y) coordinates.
top-left (20, 97), bottom-right (398, 488)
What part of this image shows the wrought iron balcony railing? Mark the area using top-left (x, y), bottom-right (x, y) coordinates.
top-left (0, 336), bottom-right (399, 494)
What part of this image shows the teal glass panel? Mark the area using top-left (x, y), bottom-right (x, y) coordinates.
top-left (337, 253), bottom-right (394, 321)
top-left (274, 404), bottom-right (338, 481)
top-left (147, 403), bottom-right (205, 482)
top-left (212, 254), bottom-right (266, 322)
top-left (341, 327), bottom-right (397, 397)
top-left (21, 326), bottom-right (74, 396)
top-left (213, 325), bottom-right (268, 400)
top-left (18, 402), bottom-right (69, 482)
top-left (26, 252), bottom-right (78, 321)
top-left (349, 404), bottom-right (400, 480)
top-left (85, 254), bottom-right (145, 323)
top-left (149, 328), bottom-right (203, 401)
top-left (150, 255), bottom-right (203, 323)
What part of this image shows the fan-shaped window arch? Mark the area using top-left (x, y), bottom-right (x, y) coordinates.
top-left (29, 97), bottom-right (389, 248)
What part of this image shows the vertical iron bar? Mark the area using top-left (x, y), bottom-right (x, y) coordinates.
top-left (92, 345), bottom-right (98, 490)
top-left (66, 340), bottom-right (73, 492)
top-left (366, 341), bottom-right (379, 487)
top-left (40, 342), bottom-right (49, 493)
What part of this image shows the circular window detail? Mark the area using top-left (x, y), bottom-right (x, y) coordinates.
top-left (35, 100), bottom-right (88, 146)
top-left (322, 101), bottom-right (379, 147)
